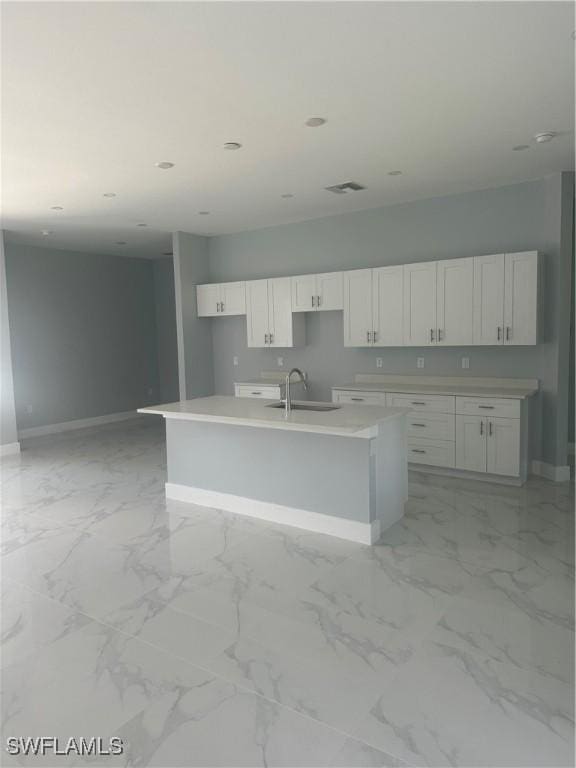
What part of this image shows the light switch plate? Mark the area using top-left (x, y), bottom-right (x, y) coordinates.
top-left (376, 357), bottom-right (383, 368)
top-left (417, 357), bottom-right (425, 369)
top-left (233, 356), bottom-right (239, 366)
top-left (461, 357), bottom-right (470, 369)
top-left (277, 357), bottom-right (284, 367)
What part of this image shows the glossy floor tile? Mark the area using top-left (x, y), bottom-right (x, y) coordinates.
top-left (1, 418), bottom-right (573, 767)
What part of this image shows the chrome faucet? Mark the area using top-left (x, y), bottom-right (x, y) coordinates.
top-left (284, 368), bottom-right (308, 416)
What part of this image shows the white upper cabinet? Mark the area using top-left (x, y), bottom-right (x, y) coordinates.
top-left (291, 272), bottom-right (343, 312)
top-left (197, 282), bottom-right (245, 317)
top-left (373, 266), bottom-right (404, 346)
top-left (246, 277), bottom-right (305, 348)
top-left (343, 269), bottom-right (373, 347)
top-left (503, 251), bottom-right (538, 345)
top-left (436, 257), bottom-right (474, 345)
top-left (473, 254), bottom-right (505, 345)
top-left (403, 262), bottom-right (437, 346)
top-left (473, 251), bottom-right (538, 346)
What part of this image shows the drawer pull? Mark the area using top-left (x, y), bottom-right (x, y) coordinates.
top-left (411, 423), bottom-right (427, 428)
top-left (411, 449), bottom-right (426, 454)
top-left (251, 392), bottom-right (262, 395)
top-left (351, 397), bottom-right (364, 402)
top-left (478, 405), bottom-right (495, 409)
top-left (411, 401), bottom-right (426, 406)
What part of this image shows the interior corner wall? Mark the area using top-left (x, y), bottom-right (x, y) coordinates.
top-left (173, 231), bottom-right (214, 400)
top-left (207, 175), bottom-right (572, 467)
top-left (0, 233), bottom-right (19, 448)
top-left (153, 257), bottom-right (179, 403)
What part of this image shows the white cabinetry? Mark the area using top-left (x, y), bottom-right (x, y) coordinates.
top-left (455, 397), bottom-right (521, 477)
top-left (343, 269), bottom-right (374, 347)
top-left (246, 278), bottom-right (305, 348)
top-left (473, 251), bottom-right (538, 345)
top-left (343, 266), bottom-right (404, 347)
top-left (403, 262), bottom-right (438, 346)
top-left (197, 282), bottom-right (245, 317)
top-left (291, 272), bottom-right (343, 312)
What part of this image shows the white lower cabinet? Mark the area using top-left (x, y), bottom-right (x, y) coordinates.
top-left (455, 414), bottom-right (520, 476)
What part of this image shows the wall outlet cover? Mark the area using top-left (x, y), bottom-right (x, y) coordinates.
top-left (233, 356), bottom-right (239, 366)
top-left (277, 357), bottom-right (284, 367)
top-left (417, 358), bottom-right (425, 369)
top-left (376, 357), bottom-right (383, 368)
top-left (461, 357), bottom-right (470, 369)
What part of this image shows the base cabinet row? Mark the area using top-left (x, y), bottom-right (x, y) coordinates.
top-left (332, 389), bottom-right (525, 479)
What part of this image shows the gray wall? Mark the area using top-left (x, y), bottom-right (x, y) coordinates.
top-left (4, 243), bottom-right (160, 430)
top-left (173, 231), bottom-right (214, 400)
top-left (153, 257), bottom-right (179, 403)
top-left (207, 174), bottom-right (574, 467)
top-left (0, 234), bottom-right (18, 446)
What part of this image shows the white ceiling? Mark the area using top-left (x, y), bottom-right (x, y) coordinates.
top-left (2, 1), bottom-right (574, 259)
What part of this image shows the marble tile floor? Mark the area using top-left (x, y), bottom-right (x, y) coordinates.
top-left (0, 417), bottom-right (574, 767)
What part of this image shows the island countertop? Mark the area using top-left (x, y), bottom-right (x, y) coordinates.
top-left (138, 395), bottom-right (407, 439)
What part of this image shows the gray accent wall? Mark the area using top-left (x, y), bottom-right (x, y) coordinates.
top-left (4, 243), bottom-right (160, 431)
top-left (206, 174), bottom-right (574, 467)
top-left (0, 234), bottom-right (18, 447)
top-left (173, 231), bottom-right (213, 400)
top-left (153, 257), bottom-right (179, 403)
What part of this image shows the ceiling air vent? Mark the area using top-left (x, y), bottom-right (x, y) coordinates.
top-left (325, 181), bottom-right (366, 195)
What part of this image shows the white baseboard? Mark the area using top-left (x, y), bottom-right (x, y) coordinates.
top-left (531, 460), bottom-right (571, 483)
top-left (165, 482), bottom-right (378, 545)
top-left (18, 411), bottom-right (139, 439)
top-left (0, 441), bottom-right (21, 457)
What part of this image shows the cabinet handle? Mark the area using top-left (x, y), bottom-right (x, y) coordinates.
top-left (311, 295), bottom-right (315, 307)
top-left (251, 392), bottom-right (262, 396)
top-left (216, 303), bottom-right (220, 313)
top-left (264, 333), bottom-right (269, 344)
top-left (317, 295), bottom-right (321, 307)
top-left (437, 329), bottom-right (443, 341)
top-left (411, 423), bottom-right (427, 427)
top-left (351, 397), bottom-right (365, 402)
top-left (220, 302), bottom-right (224, 312)
top-left (430, 328), bottom-right (435, 342)
top-left (411, 449), bottom-right (426, 454)
top-left (372, 330), bottom-right (378, 343)
top-left (506, 326), bottom-right (511, 341)
top-left (478, 405), bottom-right (495, 409)
top-left (480, 420), bottom-right (484, 435)
top-left (269, 333), bottom-right (274, 344)
top-left (489, 421), bottom-right (493, 436)
top-left (367, 331), bottom-right (372, 343)
top-left (497, 326), bottom-right (502, 341)
top-left (411, 401), bottom-right (426, 406)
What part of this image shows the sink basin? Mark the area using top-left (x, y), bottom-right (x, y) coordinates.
top-left (266, 402), bottom-right (341, 412)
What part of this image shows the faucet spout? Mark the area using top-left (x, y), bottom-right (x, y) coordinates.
top-left (284, 368), bottom-right (307, 417)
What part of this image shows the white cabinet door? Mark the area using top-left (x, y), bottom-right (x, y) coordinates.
top-left (343, 269), bottom-right (373, 347)
top-left (220, 282), bottom-right (246, 316)
top-left (291, 275), bottom-right (316, 313)
top-left (246, 280), bottom-right (270, 348)
top-left (503, 251), bottom-right (538, 345)
top-left (373, 266), bottom-right (404, 346)
top-left (455, 415), bottom-right (487, 472)
top-left (196, 284), bottom-right (220, 317)
top-left (436, 257), bottom-right (474, 345)
top-left (473, 254), bottom-right (505, 345)
top-left (317, 272), bottom-right (343, 311)
top-left (486, 417), bottom-right (520, 476)
top-left (403, 262), bottom-right (437, 346)
top-left (268, 277), bottom-right (293, 347)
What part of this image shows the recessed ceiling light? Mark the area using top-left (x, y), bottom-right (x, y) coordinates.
top-left (198, 211), bottom-right (210, 215)
top-left (281, 193), bottom-right (294, 199)
top-left (533, 132), bottom-right (557, 144)
top-left (512, 144), bottom-right (530, 151)
top-left (223, 142), bottom-right (242, 150)
top-left (103, 192), bottom-right (117, 198)
top-left (155, 161), bottom-right (175, 169)
top-left (50, 205), bottom-right (64, 210)
top-left (136, 223), bottom-right (147, 227)
top-left (305, 117), bottom-right (326, 127)
top-left (116, 241), bottom-right (127, 245)
top-left (41, 229), bottom-right (52, 236)
top-left (387, 170), bottom-right (402, 176)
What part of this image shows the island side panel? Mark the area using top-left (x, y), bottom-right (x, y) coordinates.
top-left (370, 414), bottom-right (408, 539)
top-left (165, 418), bottom-right (372, 523)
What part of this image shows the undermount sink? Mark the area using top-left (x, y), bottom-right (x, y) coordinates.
top-left (266, 402), bottom-right (341, 412)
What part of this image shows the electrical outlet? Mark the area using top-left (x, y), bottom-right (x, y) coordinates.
top-left (277, 356), bottom-right (284, 367)
top-left (376, 358), bottom-right (383, 368)
top-left (25, 404), bottom-right (33, 414)
top-left (233, 356), bottom-right (239, 366)
top-left (417, 357), bottom-right (425, 369)
top-left (461, 357), bottom-right (470, 369)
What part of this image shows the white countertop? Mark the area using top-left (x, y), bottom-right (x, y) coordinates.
top-left (333, 378), bottom-right (538, 399)
top-left (138, 396), bottom-right (407, 439)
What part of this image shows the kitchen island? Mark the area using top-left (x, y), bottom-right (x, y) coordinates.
top-left (138, 396), bottom-right (408, 544)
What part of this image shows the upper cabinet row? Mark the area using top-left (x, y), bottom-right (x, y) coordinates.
top-left (196, 251), bottom-right (538, 348)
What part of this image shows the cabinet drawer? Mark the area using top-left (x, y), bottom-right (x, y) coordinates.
top-left (387, 393), bottom-right (455, 414)
top-left (332, 390), bottom-right (386, 406)
top-left (455, 397), bottom-right (520, 419)
top-left (235, 385), bottom-right (280, 399)
top-left (407, 438), bottom-right (455, 468)
top-left (407, 412), bottom-right (455, 441)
